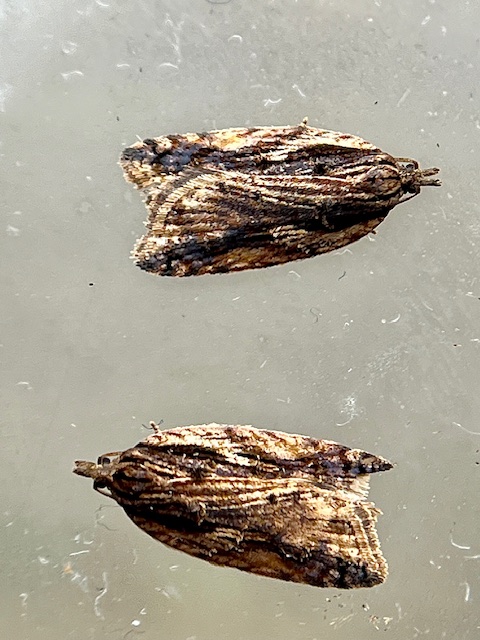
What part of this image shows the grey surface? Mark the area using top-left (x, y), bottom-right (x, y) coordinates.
top-left (1, 0), bottom-right (479, 638)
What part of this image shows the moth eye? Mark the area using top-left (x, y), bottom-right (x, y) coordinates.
top-left (98, 455), bottom-right (114, 466)
top-left (399, 159), bottom-right (418, 172)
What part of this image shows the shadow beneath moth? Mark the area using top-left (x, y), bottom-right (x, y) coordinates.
top-left (120, 122), bottom-right (441, 276)
top-left (74, 423), bottom-right (393, 589)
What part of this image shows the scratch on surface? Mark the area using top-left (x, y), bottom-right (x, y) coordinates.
top-left (329, 612), bottom-right (354, 628)
top-left (6, 225), bottom-right (21, 236)
top-left (367, 347), bottom-right (401, 379)
top-left (335, 395), bottom-right (359, 427)
top-left (69, 568), bottom-right (89, 593)
top-left (453, 421), bottom-right (480, 436)
top-left (292, 84), bottom-right (306, 98)
top-left (381, 313), bottom-right (401, 324)
top-left (450, 534), bottom-right (471, 550)
top-left (396, 88), bottom-right (411, 107)
top-left (0, 82), bottom-right (13, 112)
top-left (16, 381), bottom-right (32, 389)
top-left (164, 13), bottom-right (185, 66)
top-left (263, 98), bottom-right (282, 107)
top-left (158, 62), bottom-right (179, 70)
top-left (94, 572), bottom-right (108, 619)
top-left (61, 70), bottom-right (84, 80)
top-left (132, 547), bottom-right (139, 565)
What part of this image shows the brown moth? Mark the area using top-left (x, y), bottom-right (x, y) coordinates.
top-left (120, 121), bottom-right (440, 276)
top-left (74, 423), bottom-right (393, 589)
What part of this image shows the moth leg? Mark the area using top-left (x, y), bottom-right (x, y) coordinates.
top-left (397, 190), bottom-right (420, 203)
top-left (93, 483), bottom-right (113, 498)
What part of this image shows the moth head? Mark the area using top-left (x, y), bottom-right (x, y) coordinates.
top-left (73, 453), bottom-right (121, 498)
top-left (363, 165), bottom-right (402, 198)
top-left (397, 158), bottom-right (441, 195)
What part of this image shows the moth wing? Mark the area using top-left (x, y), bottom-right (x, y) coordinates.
top-left (141, 168), bottom-right (393, 233)
top-left (123, 476), bottom-right (387, 588)
top-left (133, 169), bottom-right (387, 275)
top-left (144, 423), bottom-right (393, 495)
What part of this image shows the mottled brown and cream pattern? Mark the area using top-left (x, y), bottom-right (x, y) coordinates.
top-left (120, 122), bottom-right (440, 276)
top-left (74, 423), bottom-right (393, 589)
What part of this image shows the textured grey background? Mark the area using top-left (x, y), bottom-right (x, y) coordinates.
top-left (1, 0), bottom-right (479, 638)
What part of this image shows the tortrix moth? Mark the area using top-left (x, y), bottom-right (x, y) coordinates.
top-left (74, 423), bottom-right (393, 588)
top-left (120, 121), bottom-right (440, 276)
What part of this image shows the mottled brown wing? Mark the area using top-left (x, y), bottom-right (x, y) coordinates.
top-left (139, 423), bottom-right (393, 498)
top-left (131, 168), bottom-right (389, 276)
top-left (120, 474), bottom-right (387, 589)
top-left (142, 167), bottom-right (399, 231)
top-left (119, 125), bottom-right (381, 191)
